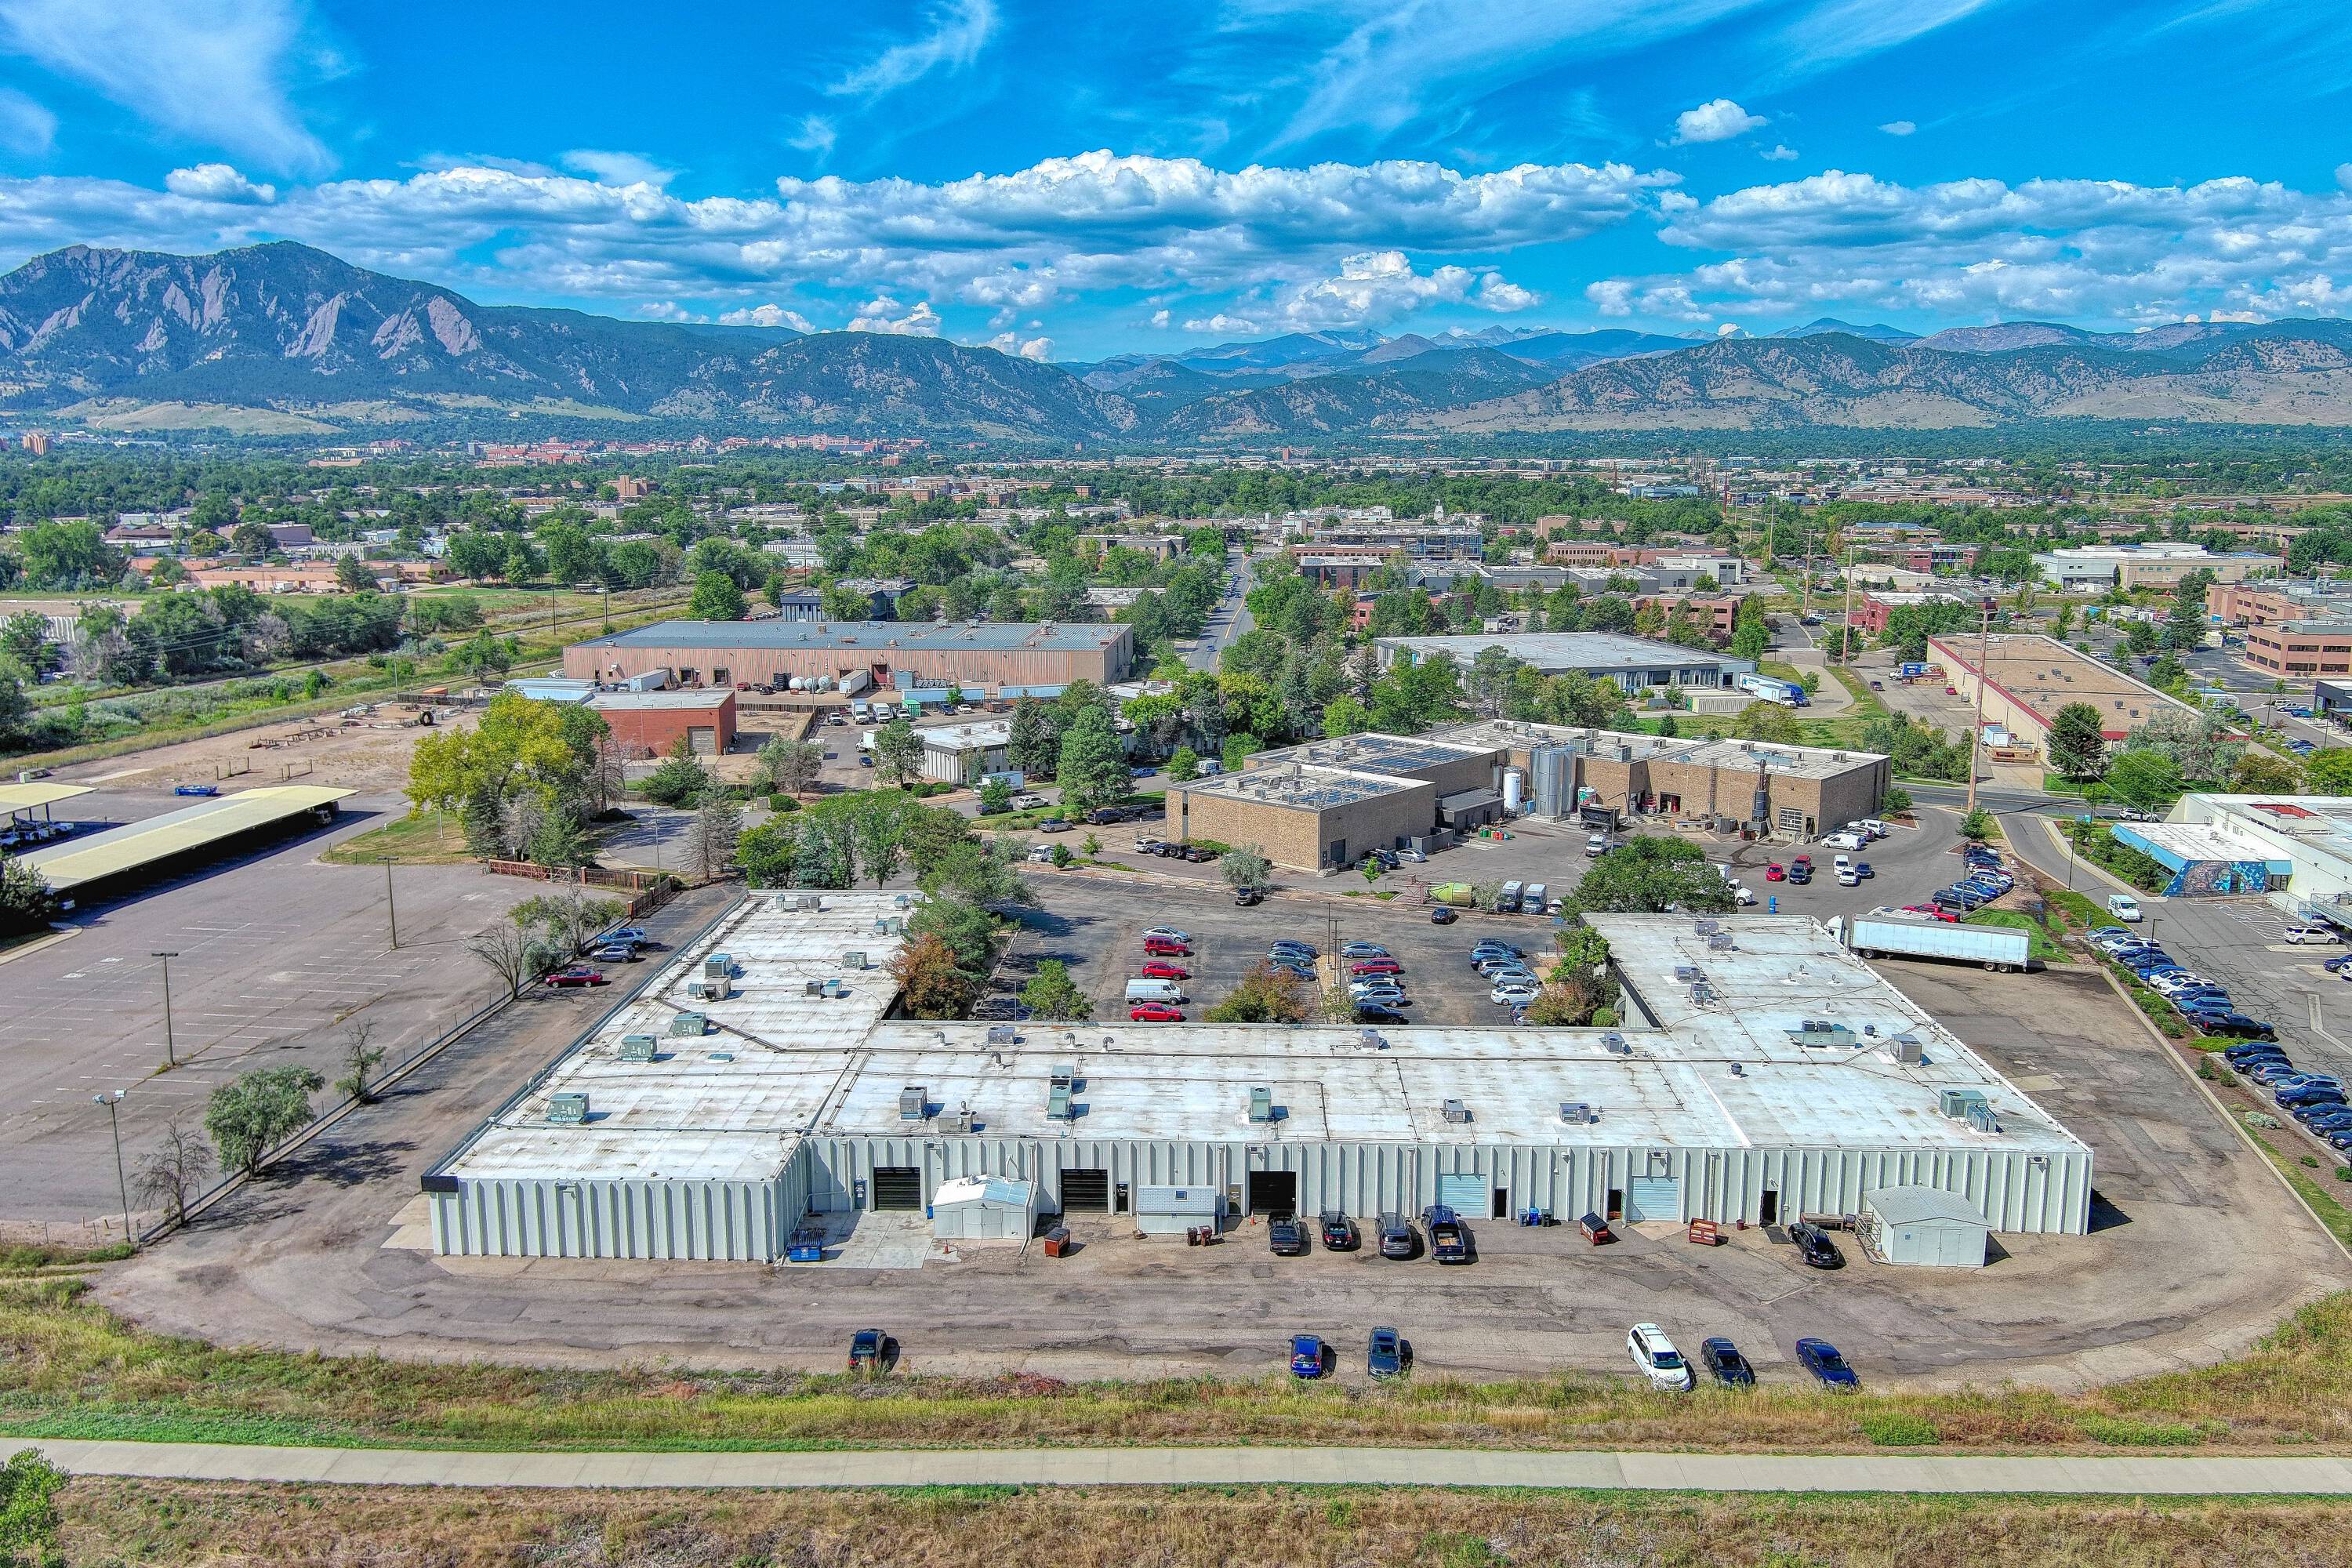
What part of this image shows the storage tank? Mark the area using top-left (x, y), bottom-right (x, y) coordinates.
top-left (1501, 768), bottom-right (1526, 815)
top-left (787, 676), bottom-right (807, 691)
top-left (813, 675), bottom-right (833, 691)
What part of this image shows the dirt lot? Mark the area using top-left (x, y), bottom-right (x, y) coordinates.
top-left (49, 704), bottom-right (449, 797)
top-left (87, 869), bottom-right (2350, 1393)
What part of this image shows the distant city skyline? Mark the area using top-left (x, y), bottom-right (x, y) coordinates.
top-left (0, 1), bottom-right (2343, 359)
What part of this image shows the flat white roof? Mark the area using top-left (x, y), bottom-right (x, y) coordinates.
top-left (442, 903), bottom-right (2084, 1187)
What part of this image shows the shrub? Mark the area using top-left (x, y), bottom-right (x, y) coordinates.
top-left (1857, 1410), bottom-right (1939, 1446)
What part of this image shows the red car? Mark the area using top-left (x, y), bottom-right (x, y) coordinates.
top-left (1791, 855), bottom-right (1812, 869)
top-left (543, 967), bottom-right (607, 988)
top-left (1349, 958), bottom-right (1403, 977)
top-left (1944, 684), bottom-right (1958, 695)
top-left (1764, 863), bottom-right (1786, 882)
top-left (1139, 960), bottom-right (1189, 980)
top-left (1129, 1002), bottom-right (1184, 1022)
top-left (1143, 937), bottom-right (1190, 956)
top-left (1900, 903), bottom-right (1961, 923)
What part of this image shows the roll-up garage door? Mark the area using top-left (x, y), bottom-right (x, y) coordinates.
top-left (1246, 1171), bottom-right (1298, 1216)
top-left (1436, 1172), bottom-right (1487, 1214)
top-left (1625, 1176), bottom-right (1681, 1223)
top-left (1060, 1169), bottom-right (1110, 1210)
top-left (872, 1167), bottom-right (923, 1210)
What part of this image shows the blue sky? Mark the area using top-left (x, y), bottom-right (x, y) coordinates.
top-left (0, 0), bottom-right (2346, 360)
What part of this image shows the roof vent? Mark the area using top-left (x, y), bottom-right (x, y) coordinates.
top-left (1729, 1062), bottom-right (1745, 1077)
top-left (842, 950), bottom-right (869, 970)
top-left (1358, 1028), bottom-right (1389, 1051)
top-left (1939, 1087), bottom-right (1990, 1120)
top-left (1442, 1098), bottom-right (1472, 1124)
top-left (670, 1011), bottom-right (708, 1036)
top-left (546, 1092), bottom-right (589, 1125)
top-left (986, 1024), bottom-right (1018, 1044)
top-left (946, 1102), bottom-right (975, 1134)
top-left (1247, 1085), bottom-right (1275, 1123)
top-left (899, 1085), bottom-right (929, 1121)
top-left (619, 1034), bottom-right (658, 1062)
top-left (1559, 1101), bottom-right (1598, 1124)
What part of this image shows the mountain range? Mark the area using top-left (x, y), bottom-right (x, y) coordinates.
top-left (5, 241), bottom-right (2352, 442)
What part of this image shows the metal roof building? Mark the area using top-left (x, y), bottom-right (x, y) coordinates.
top-left (20, 786), bottom-right (353, 898)
top-left (423, 900), bottom-right (2091, 1262)
top-left (561, 619), bottom-right (1134, 695)
top-left (1374, 631), bottom-right (1754, 693)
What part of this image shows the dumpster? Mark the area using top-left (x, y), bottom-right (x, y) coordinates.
top-left (1578, 1211), bottom-right (1613, 1245)
top-left (1042, 1227), bottom-right (1073, 1258)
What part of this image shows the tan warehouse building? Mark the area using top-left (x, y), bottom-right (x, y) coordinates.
top-left (1931, 633), bottom-right (2201, 744)
top-left (1168, 724), bottom-right (1889, 872)
top-left (563, 619), bottom-right (1133, 695)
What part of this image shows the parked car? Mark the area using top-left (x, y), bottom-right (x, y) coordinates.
top-left (1341, 942), bottom-right (1390, 960)
top-left (1765, 863), bottom-right (1787, 881)
top-left (2202, 1015), bottom-right (2279, 1041)
top-left (2287, 924), bottom-right (2343, 945)
top-left (1232, 887), bottom-right (1266, 906)
top-left (1128, 1002), bottom-right (1184, 1022)
top-left (1288, 1334), bottom-right (1327, 1379)
top-left (543, 967), bottom-right (606, 988)
top-left (1356, 1004), bottom-right (1411, 1025)
top-left (2107, 894), bottom-right (2143, 922)
top-left (604, 927), bottom-right (651, 948)
top-left (590, 942), bottom-right (637, 964)
top-left (1491, 982), bottom-right (1541, 1006)
top-left (1377, 1214), bottom-right (1418, 1259)
top-left (1626, 1323), bottom-right (1695, 1392)
top-left (1853, 862), bottom-right (1873, 880)
top-left (1261, 937), bottom-right (1308, 956)
top-left (1786, 865), bottom-right (1813, 885)
top-left (1268, 1214), bottom-right (1308, 1256)
top-left (1789, 1221), bottom-right (1846, 1269)
top-left (1900, 903), bottom-right (1959, 923)
top-left (848, 1329), bottom-right (891, 1372)
top-left (1700, 1337), bottom-right (1755, 1388)
top-left (1795, 1338), bottom-right (1859, 1390)
top-left (1320, 1213), bottom-right (1360, 1251)
top-left (1139, 960), bottom-right (1189, 981)
top-left (1036, 817), bottom-right (1070, 832)
top-left (1350, 958), bottom-right (1403, 976)
top-left (1428, 907), bottom-right (1458, 924)
top-left (1367, 1327), bottom-right (1408, 1379)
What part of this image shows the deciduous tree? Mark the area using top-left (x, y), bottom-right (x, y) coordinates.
top-left (204, 1065), bottom-right (325, 1176)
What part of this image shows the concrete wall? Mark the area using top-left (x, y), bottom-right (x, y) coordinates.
top-left (432, 1174), bottom-right (786, 1261)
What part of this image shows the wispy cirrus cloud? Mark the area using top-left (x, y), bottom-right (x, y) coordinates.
top-left (0, 0), bottom-right (332, 173)
top-left (828, 0), bottom-right (999, 99)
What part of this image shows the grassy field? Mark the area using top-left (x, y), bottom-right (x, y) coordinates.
top-left (8, 1261), bottom-right (2352, 1454)
top-left (319, 810), bottom-right (471, 866)
top-left (1962, 909), bottom-right (2071, 964)
top-left (50, 1479), bottom-right (2352, 1567)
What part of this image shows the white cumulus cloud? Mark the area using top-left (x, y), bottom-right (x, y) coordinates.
top-left (1266, 249), bottom-right (1541, 328)
top-left (846, 295), bottom-right (942, 336)
top-left (719, 303), bottom-right (815, 330)
top-left (561, 150), bottom-right (677, 189)
top-left (1880, 120), bottom-right (1917, 136)
top-left (1762, 144), bottom-right (1798, 162)
top-left (163, 162), bottom-right (276, 203)
top-left (982, 330), bottom-right (1053, 360)
top-left (1672, 98), bottom-right (1766, 145)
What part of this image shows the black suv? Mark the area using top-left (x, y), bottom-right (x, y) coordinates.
top-left (1319, 1212), bottom-right (1359, 1251)
top-left (1268, 1214), bottom-right (1308, 1256)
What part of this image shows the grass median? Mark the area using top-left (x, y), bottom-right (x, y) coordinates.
top-left (6, 1263), bottom-right (2352, 1454)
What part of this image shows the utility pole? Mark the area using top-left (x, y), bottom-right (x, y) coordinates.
top-left (1838, 545), bottom-right (1858, 671)
top-left (151, 951), bottom-right (179, 1068)
top-left (93, 1090), bottom-right (132, 1248)
top-left (381, 855), bottom-right (399, 949)
top-left (1965, 598), bottom-right (1994, 815)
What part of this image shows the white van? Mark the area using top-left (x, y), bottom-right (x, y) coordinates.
top-left (1124, 978), bottom-right (1183, 1004)
top-left (2107, 893), bottom-right (2143, 922)
top-left (1821, 830), bottom-right (1867, 851)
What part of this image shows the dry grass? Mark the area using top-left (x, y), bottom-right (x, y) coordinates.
top-left (55, 1479), bottom-right (2352, 1567)
top-left (9, 1274), bottom-right (2352, 1456)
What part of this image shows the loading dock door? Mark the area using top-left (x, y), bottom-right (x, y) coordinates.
top-left (1246, 1171), bottom-right (1298, 1216)
top-left (1625, 1177), bottom-right (1681, 1223)
top-left (1436, 1172), bottom-right (1487, 1214)
top-left (1060, 1169), bottom-right (1110, 1211)
top-left (871, 1166), bottom-right (923, 1210)
top-left (688, 726), bottom-right (717, 756)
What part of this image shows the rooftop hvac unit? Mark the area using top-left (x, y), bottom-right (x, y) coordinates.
top-left (899, 1085), bottom-right (928, 1122)
top-left (1967, 1102), bottom-right (2002, 1134)
top-left (1789, 1019), bottom-right (1855, 1048)
top-left (1895, 1036), bottom-right (1926, 1065)
top-left (1559, 1101), bottom-right (1599, 1125)
top-left (1939, 1088), bottom-right (1990, 1120)
top-left (1693, 919), bottom-right (1719, 936)
top-left (689, 978), bottom-right (730, 1001)
top-left (893, 894), bottom-right (911, 909)
top-left (873, 916), bottom-right (902, 935)
top-left (546, 1092), bottom-right (589, 1125)
top-left (670, 1011), bottom-right (708, 1036)
top-left (804, 979), bottom-right (824, 996)
top-left (1358, 1028), bottom-right (1389, 1051)
top-left (1690, 982), bottom-right (1714, 1004)
top-left (985, 1025), bottom-right (1018, 1044)
top-left (1602, 1030), bottom-right (1627, 1054)
top-left (705, 955), bottom-right (734, 981)
top-left (1442, 1098), bottom-right (1471, 1124)
top-left (842, 950), bottom-right (869, 971)
top-left (1047, 1083), bottom-right (1074, 1120)
top-left (1707, 932), bottom-right (1737, 952)
top-left (1674, 964), bottom-right (1703, 982)
top-left (1051, 1063), bottom-right (1076, 1091)
top-left (619, 1034), bottom-right (658, 1062)
top-left (1247, 1085), bottom-right (1274, 1123)
top-left (946, 1102), bottom-right (975, 1134)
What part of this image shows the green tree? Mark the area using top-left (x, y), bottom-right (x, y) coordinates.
top-left (871, 717), bottom-right (927, 787)
top-left (1220, 732), bottom-right (1261, 773)
top-left (890, 932), bottom-right (978, 1018)
top-left (1321, 693), bottom-right (1370, 738)
top-left (1881, 786), bottom-right (1912, 815)
top-left (1167, 745), bottom-right (1200, 782)
top-left (978, 775), bottom-right (1013, 815)
top-left (1729, 702), bottom-right (1802, 744)
top-left (753, 737), bottom-right (823, 797)
top-left (203, 1065), bottom-right (325, 1176)
top-left (1020, 959), bottom-right (1093, 1022)
top-left (736, 819), bottom-right (799, 886)
top-left (0, 1447), bottom-right (66, 1567)
top-left (1204, 967), bottom-right (1311, 1024)
top-left (2230, 751), bottom-right (2301, 793)
top-left (1055, 704), bottom-right (1130, 813)
top-left (1958, 805), bottom-right (1996, 842)
top-left (1220, 843), bottom-right (1273, 893)
top-left (335, 553), bottom-right (375, 593)
top-left (688, 791), bottom-right (743, 880)
top-left (2307, 748), bottom-right (2352, 795)
top-left (639, 752), bottom-right (710, 807)
top-left (688, 569), bottom-right (748, 620)
top-left (0, 854), bottom-right (56, 939)
top-left (1564, 838), bottom-right (1734, 916)
top-left (2047, 702), bottom-right (2109, 781)
top-left (2107, 749), bottom-right (2184, 815)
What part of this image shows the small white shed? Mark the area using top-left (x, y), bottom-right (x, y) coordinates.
top-left (929, 1176), bottom-right (1038, 1240)
top-left (1135, 1184), bottom-right (1224, 1236)
top-left (1862, 1185), bottom-right (1991, 1269)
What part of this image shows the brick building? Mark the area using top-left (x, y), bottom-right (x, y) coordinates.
top-left (2205, 579), bottom-right (2352, 628)
top-left (564, 619), bottom-right (1134, 695)
top-left (586, 689), bottom-right (738, 757)
top-left (2240, 620), bottom-right (2352, 679)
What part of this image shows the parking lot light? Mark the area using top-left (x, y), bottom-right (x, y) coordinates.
top-left (151, 950), bottom-right (179, 1068)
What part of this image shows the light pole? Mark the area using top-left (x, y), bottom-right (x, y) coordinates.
top-left (1964, 598), bottom-right (1994, 817)
top-left (93, 1090), bottom-right (132, 1248)
top-left (151, 951), bottom-right (179, 1068)
top-left (381, 855), bottom-right (399, 949)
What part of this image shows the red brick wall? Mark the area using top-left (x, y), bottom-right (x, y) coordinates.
top-left (594, 693), bottom-right (737, 757)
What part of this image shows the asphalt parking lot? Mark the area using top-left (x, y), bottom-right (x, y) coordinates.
top-left (0, 789), bottom-right (542, 1235)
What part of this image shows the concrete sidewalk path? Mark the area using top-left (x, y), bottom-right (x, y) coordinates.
top-left (14, 1439), bottom-right (2352, 1494)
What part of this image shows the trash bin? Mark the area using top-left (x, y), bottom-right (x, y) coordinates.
top-left (1043, 1227), bottom-right (1073, 1258)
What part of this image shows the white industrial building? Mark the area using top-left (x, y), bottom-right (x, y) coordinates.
top-left (916, 719), bottom-right (1014, 784)
top-left (2169, 793), bottom-right (2352, 913)
top-left (423, 898), bottom-right (2092, 1261)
